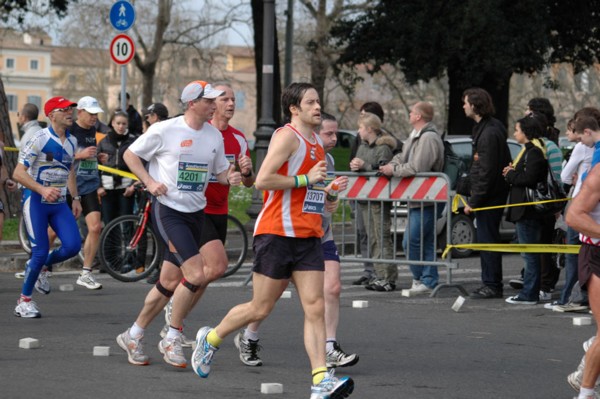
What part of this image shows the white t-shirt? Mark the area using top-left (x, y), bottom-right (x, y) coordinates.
top-left (128, 115), bottom-right (230, 212)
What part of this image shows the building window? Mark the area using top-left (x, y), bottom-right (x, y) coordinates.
top-left (6, 58), bottom-right (15, 69)
top-left (7, 94), bottom-right (17, 112)
top-left (27, 95), bottom-right (42, 109)
top-left (30, 59), bottom-right (39, 70)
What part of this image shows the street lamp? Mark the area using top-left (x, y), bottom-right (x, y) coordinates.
top-left (246, 0), bottom-right (277, 226)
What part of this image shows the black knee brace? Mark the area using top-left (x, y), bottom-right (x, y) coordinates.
top-left (155, 281), bottom-right (174, 298)
top-left (181, 277), bottom-right (201, 293)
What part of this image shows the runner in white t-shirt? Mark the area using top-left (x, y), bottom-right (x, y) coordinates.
top-left (116, 81), bottom-right (242, 368)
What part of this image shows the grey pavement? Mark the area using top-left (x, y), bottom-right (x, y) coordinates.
top-left (0, 251), bottom-right (594, 398)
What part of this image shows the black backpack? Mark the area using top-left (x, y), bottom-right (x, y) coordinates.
top-left (442, 140), bottom-right (467, 190)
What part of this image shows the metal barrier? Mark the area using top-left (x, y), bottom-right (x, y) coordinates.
top-left (337, 171), bottom-right (467, 297)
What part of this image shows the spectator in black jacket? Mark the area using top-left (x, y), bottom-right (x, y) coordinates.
top-left (462, 88), bottom-right (512, 300)
top-left (118, 92), bottom-right (143, 136)
top-left (98, 110), bottom-right (137, 226)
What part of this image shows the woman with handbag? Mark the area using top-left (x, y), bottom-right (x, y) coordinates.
top-left (502, 115), bottom-right (549, 305)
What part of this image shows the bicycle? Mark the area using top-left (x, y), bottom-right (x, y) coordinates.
top-left (97, 188), bottom-right (248, 282)
top-left (98, 190), bottom-right (162, 282)
top-left (222, 214), bottom-right (249, 278)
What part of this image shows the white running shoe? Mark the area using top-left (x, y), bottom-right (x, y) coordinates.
top-left (234, 330), bottom-right (263, 366)
top-left (326, 341), bottom-right (359, 368)
top-left (310, 370), bottom-right (355, 399)
top-left (192, 326), bottom-right (219, 378)
top-left (116, 329), bottom-right (149, 366)
top-left (35, 270), bottom-right (51, 295)
top-left (15, 270), bottom-right (25, 279)
top-left (77, 271), bottom-right (102, 290)
top-left (159, 324), bottom-right (194, 348)
top-left (14, 299), bottom-right (41, 318)
top-left (158, 335), bottom-right (187, 368)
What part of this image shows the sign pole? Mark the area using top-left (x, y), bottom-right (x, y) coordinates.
top-left (120, 66), bottom-right (127, 113)
top-left (110, 1), bottom-right (136, 111)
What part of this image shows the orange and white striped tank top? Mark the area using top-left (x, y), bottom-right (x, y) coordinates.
top-left (254, 124), bottom-right (325, 238)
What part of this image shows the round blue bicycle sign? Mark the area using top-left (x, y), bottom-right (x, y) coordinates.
top-left (110, 1), bottom-right (136, 32)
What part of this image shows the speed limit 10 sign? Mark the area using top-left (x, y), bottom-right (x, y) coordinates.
top-left (110, 34), bottom-right (135, 65)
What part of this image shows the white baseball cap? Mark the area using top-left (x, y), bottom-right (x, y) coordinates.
top-left (77, 96), bottom-right (104, 114)
top-left (180, 81), bottom-right (224, 102)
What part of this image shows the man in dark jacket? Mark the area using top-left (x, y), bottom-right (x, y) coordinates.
top-left (462, 88), bottom-right (512, 299)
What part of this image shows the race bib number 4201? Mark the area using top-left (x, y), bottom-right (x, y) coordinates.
top-left (177, 161), bottom-right (208, 192)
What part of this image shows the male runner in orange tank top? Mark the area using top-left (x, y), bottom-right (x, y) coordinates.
top-left (191, 82), bottom-right (355, 399)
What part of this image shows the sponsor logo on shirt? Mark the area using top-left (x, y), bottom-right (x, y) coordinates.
top-left (181, 139), bottom-right (193, 147)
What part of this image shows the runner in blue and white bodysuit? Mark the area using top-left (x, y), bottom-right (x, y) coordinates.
top-left (13, 96), bottom-right (83, 318)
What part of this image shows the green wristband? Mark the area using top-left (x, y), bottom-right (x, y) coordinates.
top-left (300, 174), bottom-right (309, 187)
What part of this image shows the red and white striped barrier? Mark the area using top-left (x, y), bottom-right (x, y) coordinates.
top-left (343, 175), bottom-right (449, 201)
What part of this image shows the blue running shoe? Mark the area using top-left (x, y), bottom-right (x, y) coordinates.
top-left (310, 370), bottom-right (355, 399)
top-left (191, 326), bottom-right (218, 378)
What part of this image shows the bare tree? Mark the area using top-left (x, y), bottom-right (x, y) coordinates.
top-left (57, 0), bottom-right (250, 108)
top-left (298, 0), bottom-right (371, 102)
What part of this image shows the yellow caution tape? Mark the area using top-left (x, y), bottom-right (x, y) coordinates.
top-left (5, 146), bottom-right (18, 152)
top-left (451, 194), bottom-right (570, 214)
top-left (98, 165), bottom-right (139, 181)
top-left (441, 243), bottom-right (581, 259)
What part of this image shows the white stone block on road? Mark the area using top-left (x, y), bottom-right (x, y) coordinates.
top-left (19, 337), bottom-right (40, 349)
top-left (59, 284), bottom-right (74, 292)
top-left (280, 290), bottom-right (292, 299)
top-left (452, 296), bottom-right (466, 312)
top-left (261, 383), bottom-right (283, 394)
top-left (352, 300), bottom-right (369, 308)
top-left (401, 289), bottom-right (411, 297)
top-left (93, 346), bottom-right (110, 356)
top-left (573, 317), bottom-right (592, 326)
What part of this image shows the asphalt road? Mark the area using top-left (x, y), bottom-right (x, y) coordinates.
top-left (0, 254), bottom-right (594, 399)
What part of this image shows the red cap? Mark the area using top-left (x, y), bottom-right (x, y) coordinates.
top-left (44, 96), bottom-right (77, 116)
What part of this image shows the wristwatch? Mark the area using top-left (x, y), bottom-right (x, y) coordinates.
top-left (73, 196), bottom-right (81, 201)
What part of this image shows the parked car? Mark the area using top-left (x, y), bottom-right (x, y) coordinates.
top-left (391, 136), bottom-right (522, 258)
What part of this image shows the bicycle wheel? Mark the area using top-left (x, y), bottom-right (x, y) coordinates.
top-left (18, 215), bottom-right (85, 263)
top-left (18, 216), bottom-right (31, 254)
top-left (221, 215), bottom-right (248, 278)
top-left (99, 214), bottom-right (162, 282)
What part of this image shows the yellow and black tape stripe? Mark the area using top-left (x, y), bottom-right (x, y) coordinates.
top-left (442, 243), bottom-right (580, 259)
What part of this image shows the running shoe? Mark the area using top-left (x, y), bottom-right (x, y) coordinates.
top-left (77, 271), bottom-right (102, 290)
top-left (310, 370), bottom-right (355, 399)
top-left (116, 329), bottom-right (149, 366)
top-left (35, 270), bottom-right (51, 295)
top-left (158, 335), bottom-right (187, 368)
top-left (14, 299), bottom-right (41, 318)
top-left (326, 342), bottom-right (359, 368)
top-left (159, 324), bottom-right (194, 348)
top-left (234, 330), bottom-right (263, 366)
top-left (192, 326), bottom-right (218, 378)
